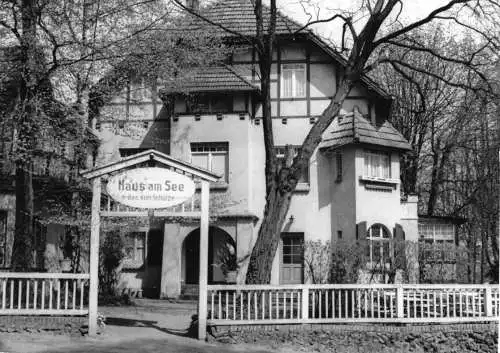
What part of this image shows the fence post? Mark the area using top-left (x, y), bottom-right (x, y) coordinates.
top-left (396, 285), bottom-right (404, 318)
top-left (302, 287), bottom-right (309, 320)
top-left (484, 286), bottom-right (492, 317)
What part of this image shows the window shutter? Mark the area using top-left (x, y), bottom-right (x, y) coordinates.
top-left (394, 223), bottom-right (405, 241)
top-left (356, 221), bottom-right (367, 240)
top-left (393, 223), bottom-right (406, 270)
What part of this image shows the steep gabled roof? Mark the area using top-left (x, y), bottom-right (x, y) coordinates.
top-left (183, 0), bottom-right (303, 36)
top-left (161, 65), bottom-right (259, 94)
top-left (181, 0), bottom-right (391, 101)
top-left (319, 110), bottom-right (412, 151)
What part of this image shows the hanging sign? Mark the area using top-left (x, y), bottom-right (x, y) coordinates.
top-left (106, 167), bottom-right (195, 209)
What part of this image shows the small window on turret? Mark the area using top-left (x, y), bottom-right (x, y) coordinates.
top-left (335, 151), bottom-right (342, 182)
top-left (364, 150), bottom-right (390, 179)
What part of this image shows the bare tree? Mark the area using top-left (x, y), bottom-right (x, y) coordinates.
top-left (0, 0), bottom-right (222, 270)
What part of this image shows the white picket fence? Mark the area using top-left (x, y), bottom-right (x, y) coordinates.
top-left (0, 273), bottom-right (90, 316)
top-left (207, 284), bottom-right (500, 324)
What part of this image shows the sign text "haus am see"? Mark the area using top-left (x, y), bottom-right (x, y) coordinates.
top-left (106, 167), bottom-right (195, 208)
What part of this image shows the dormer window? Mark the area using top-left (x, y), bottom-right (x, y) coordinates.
top-left (364, 150), bottom-right (390, 179)
top-left (187, 93), bottom-right (232, 114)
top-left (281, 64), bottom-right (306, 98)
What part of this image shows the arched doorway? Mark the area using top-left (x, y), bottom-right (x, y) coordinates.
top-left (183, 226), bottom-right (235, 284)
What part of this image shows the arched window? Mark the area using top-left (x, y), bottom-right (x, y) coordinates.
top-left (366, 224), bottom-right (392, 266)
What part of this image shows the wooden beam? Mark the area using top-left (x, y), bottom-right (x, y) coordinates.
top-left (81, 149), bottom-right (220, 182)
top-left (88, 177), bottom-right (101, 336)
top-left (198, 180), bottom-right (209, 340)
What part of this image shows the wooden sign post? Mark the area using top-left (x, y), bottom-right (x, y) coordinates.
top-left (88, 177), bottom-right (101, 336)
top-left (81, 150), bottom-right (219, 338)
top-left (198, 180), bottom-right (210, 340)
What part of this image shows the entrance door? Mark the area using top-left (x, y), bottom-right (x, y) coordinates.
top-left (280, 232), bottom-right (304, 284)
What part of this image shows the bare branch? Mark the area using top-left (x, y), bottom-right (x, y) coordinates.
top-left (374, 0), bottom-right (471, 47)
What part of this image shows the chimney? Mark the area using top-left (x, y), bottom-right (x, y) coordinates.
top-left (185, 0), bottom-right (200, 11)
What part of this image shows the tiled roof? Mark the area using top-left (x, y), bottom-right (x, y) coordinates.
top-left (161, 65), bottom-right (258, 93)
top-left (180, 0), bottom-right (391, 100)
top-left (320, 110), bottom-right (412, 151)
top-left (182, 0), bottom-right (304, 36)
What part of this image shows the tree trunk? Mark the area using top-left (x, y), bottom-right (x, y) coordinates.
top-left (245, 79), bottom-right (353, 284)
top-left (11, 0), bottom-right (39, 271)
top-left (11, 162), bottom-right (34, 270)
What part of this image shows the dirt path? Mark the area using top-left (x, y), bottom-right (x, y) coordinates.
top-left (0, 300), bottom-right (295, 353)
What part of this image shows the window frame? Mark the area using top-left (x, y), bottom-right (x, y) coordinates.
top-left (281, 63), bottom-right (306, 98)
top-left (282, 234), bottom-right (304, 265)
top-left (190, 142), bottom-right (229, 183)
top-left (187, 93), bottom-right (233, 114)
top-left (418, 221), bottom-right (456, 263)
top-left (123, 231), bottom-right (147, 268)
top-left (335, 150), bottom-right (343, 182)
top-left (366, 223), bottom-right (392, 268)
top-left (363, 150), bottom-right (391, 180)
top-left (119, 148), bottom-right (149, 158)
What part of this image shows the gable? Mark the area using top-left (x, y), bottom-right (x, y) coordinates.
top-left (181, 0), bottom-right (390, 103)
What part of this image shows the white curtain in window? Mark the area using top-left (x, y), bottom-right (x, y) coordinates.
top-left (211, 153), bottom-right (227, 181)
top-left (282, 64), bottom-right (305, 98)
top-left (282, 69), bottom-right (293, 97)
top-left (294, 68), bottom-right (306, 97)
top-left (191, 154), bottom-right (209, 170)
top-left (364, 151), bottom-right (390, 178)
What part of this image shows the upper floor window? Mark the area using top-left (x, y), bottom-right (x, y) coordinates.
top-left (275, 145), bottom-right (309, 184)
top-left (366, 223), bottom-right (391, 266)
top-left (364, 150), bottom-right (390, 179)
top-left (281, 64), bottom-right (306, 98)
top-left (191, 142), bottom-right (229, 183)
top-left (187, 93), bottom-right (232, 114)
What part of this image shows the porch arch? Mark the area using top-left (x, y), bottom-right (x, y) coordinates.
top-left (182, 226), bottom-right (235, 284)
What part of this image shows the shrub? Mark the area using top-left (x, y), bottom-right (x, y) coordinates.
top-left (99, 230), bottom-right (124, 296)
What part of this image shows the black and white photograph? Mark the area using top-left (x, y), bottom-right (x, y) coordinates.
top-left (0, 0), bottom-right (498, 351)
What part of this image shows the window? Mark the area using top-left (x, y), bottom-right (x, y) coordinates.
top-left (280, 233), bottom-right (304, 284)
top-left (0, 212), bottom-right (6, 267)
top-left (191, 142), bottom-right (229, 183)
top-left (124, 232), bottom-right (146, 265)
top-left (130, 77), bottom-right (149, 102)
top-left (282, 236), bottom-right (303, 264)
top-left (275, 145), bottom-right (309, 184)
top-left (187, 94), bottom-right (232, 113)
top-left (281, 64), bottom-right (306, 98)
top-left (366, 224), bottom-right (391, 266)
top-left (119, 148), bottom-right (148, 158)
top-left (364, 150), bottom-right (390, 179)
top-left (419, 222), bottom-right (455, 262)
top-left (335, 150), bottom-right (342, 182)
